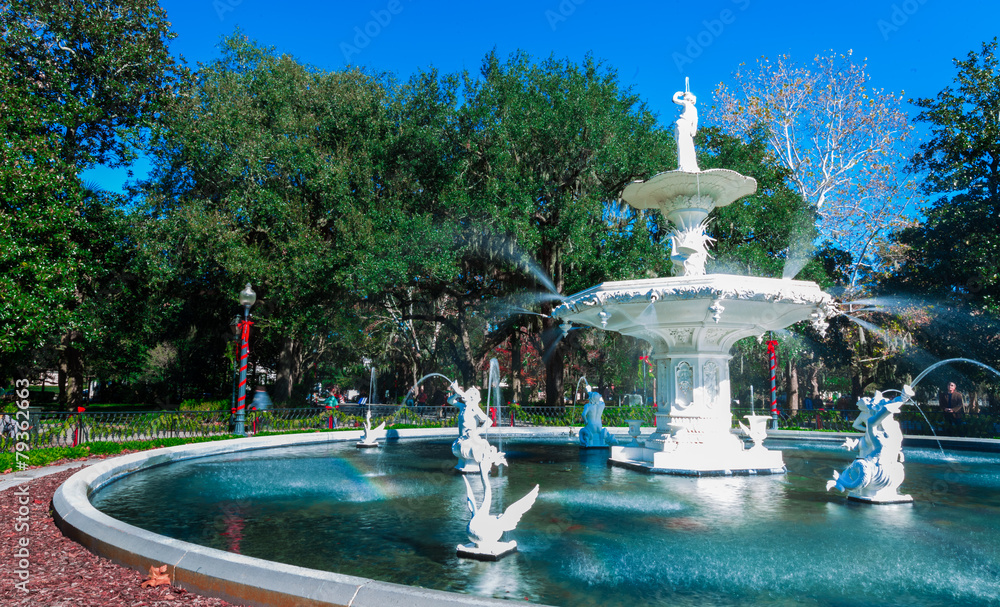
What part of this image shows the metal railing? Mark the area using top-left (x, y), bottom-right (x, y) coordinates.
top-left (735, 406), bottom-right (1000, 438)
top-left (3, 403), bottom-right (997, 452)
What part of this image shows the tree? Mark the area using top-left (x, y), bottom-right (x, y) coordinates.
top-left (890, 39), bottom-right (1000, 312)
top-left (714, 51), bottom-right (914, 289)
top-left (0, 0), bottom-right (177, 405)
top-left (880, 39), bottom-right (1000, 375)
top-left (451, 51), bottom-right (671, 406)
top-left (140, 35), bottom-right (396, 403)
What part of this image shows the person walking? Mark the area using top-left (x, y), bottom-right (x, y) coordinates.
top-left (938, 381), bottom-right (965, 433)
top-left (249, 385), bottom-right (272, 434)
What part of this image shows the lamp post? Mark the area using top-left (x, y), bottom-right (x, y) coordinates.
top-left (229, 315), bottom-right (241, 431)
top-left (233, 283), bottom-right (257, 436)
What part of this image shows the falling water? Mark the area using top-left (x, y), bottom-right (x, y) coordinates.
top-left (486, 358), bottom-right (503, 452)
top-left (780, 218), bottom-right (815, 280)
top-left (498, 305), bottom-right (549, 318)
top-left (910, 358), bottom-right (1000, 388)
top-left (637, 302), bottom-right (658, 327)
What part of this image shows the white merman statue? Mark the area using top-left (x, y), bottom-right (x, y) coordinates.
top-left (459, 446), bottom-right (539, 558)
top-left (826, 386), bottom-right (914, 503)
top-left (673, 84), bottom-right (699, 173)
top-left (356, 408), bottom-right (386, 448)
top-left (450, 384), bottom-right (500, 472)
top-left (579, 388), bottom-right (617, 448)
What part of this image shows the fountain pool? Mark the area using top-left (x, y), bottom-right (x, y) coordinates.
top-left (86, 435), bottom-right (1000, 607)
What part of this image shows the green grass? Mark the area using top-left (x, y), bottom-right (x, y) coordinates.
top-left (0, 435), bottom-right (240, 473)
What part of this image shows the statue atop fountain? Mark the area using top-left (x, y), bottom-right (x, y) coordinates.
top-left (551, 79), bottom-right (837, 476)
top-left (457, 447), bottom-right (539, 560)
top-left (356, 408), bottom-right (386, 448)
top-left (673, 79), bottom-right (699, 173)
top-left (450, 384), bottom-right (500, 473)
top-left (827, 387), bottom-right (913, 503)
top-left (579, 388), bottom-right (617, 448)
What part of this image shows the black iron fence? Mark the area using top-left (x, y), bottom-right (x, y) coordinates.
top-left (737, 406), bottom-right (1000, 438)
top-left (2, 402), bottom-right (997, 452)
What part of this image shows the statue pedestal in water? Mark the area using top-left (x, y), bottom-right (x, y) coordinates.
top-left (553, 81), bottom-right (836, 476)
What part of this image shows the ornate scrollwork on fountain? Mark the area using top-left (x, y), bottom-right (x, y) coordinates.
top-left (704, 362), bottom-right (720, 409)
top-left (826, 387), bottom-right (914, 503)
top-left (669, 221), bottom-right (715, 276)
top-left (675, 362), bottom-right (694, 410)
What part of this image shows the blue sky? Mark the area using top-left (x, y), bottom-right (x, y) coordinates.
top-left (86, 0), bottom-right (1000, 192)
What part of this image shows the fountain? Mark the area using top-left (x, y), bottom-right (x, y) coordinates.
top-left (355, 408), bottom-right (385, 448)
top-left (552, 81), bottom-right (836, 475)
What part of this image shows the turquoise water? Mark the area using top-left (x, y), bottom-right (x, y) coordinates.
top-left (91, 438), bottom-right (1000, 606)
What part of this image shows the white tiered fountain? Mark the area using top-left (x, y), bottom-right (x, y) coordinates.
top-left (552, 81), bottom-right (837, 476)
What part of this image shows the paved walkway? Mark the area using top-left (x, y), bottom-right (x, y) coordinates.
top-left (0, 457), bottom-right (104, 493)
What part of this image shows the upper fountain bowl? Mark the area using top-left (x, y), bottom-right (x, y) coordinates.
top-left (622, 168), bottom-right (757, 229)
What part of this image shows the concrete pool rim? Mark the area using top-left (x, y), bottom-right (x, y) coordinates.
top-left (52, 427), bottom-right (1000, 607)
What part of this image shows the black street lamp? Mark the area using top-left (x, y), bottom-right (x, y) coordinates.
top-left (232, 283), bottom-right (257, 436)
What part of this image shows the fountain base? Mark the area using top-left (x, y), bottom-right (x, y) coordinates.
top-left (457, 541), bottom-right (517, 561)
top-left (454, 459), bottom-right (481, 474)
top-left (609, 441), bottom-right (785, 476)
top-left (847, 493), bottom-right (914, 505)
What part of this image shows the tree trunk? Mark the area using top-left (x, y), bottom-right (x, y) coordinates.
top-left (273, 336), bottom-right (302, 404)
top-left (808, 364), bottom-right (822, 403)
top-left (540, 245), bottom-right (565, 408)
top-left (456, 300), bottom-right (475, 386)
top-left (58, 330), bottom-right (84, 411)
top-left (542, 316), bottom-right (564, 407)
top-left (786, 359), bottom-right (799, 413)
top-left (851, 372), bottom-right (864, 403)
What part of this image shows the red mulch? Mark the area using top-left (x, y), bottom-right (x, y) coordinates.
top-left (0, 467), bottom-right (245, 606)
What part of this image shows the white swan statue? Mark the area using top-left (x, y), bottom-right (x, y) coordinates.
top-left (356, 408), bottom-right (386, 448)
top-left (457, 448), bottom-right (539, 560)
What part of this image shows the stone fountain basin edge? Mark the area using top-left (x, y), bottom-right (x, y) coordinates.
top-left (52, 428), bottom-right (1000, 606)
top-left (52, 428), bottom-right (573, 607)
